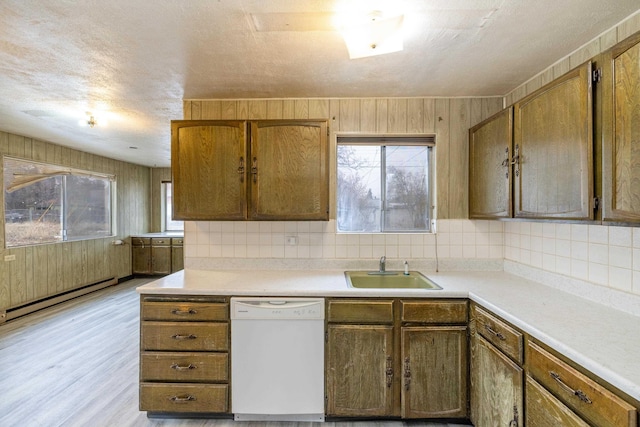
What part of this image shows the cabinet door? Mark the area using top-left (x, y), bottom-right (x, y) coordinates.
top-left (469, 108), bottom-right (513, 219)
top-left (151, 246), bottom-right (172, 275)
top-left (601, 33), bottom-right (640, 222)
top-left (132, 245), bottom-right (151, 274)
top-left (171, 120), bottom-right (247, 220)
top-left (171, 245), bottom-right (184, 273)
top-left (326, 324), bottom-right (394, 417)
top-left (470, 334), bottom-right (523, 427)
top-left (526, 376), bottom-right (590, 427)
top-left (250, 120), bottom-right (329, 220)
top-left (513, 62), bottom-right (594, 220)
top-left (401, 326), bottom-right (468, 419)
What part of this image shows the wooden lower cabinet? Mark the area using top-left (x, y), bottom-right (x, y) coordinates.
top-left (470, 333), bottom-right (523, 426)
top-left (326, 324), bottom-right (394, 417)
top-left (139, 296), bottom-right (229, 414)
top-left (401, 326), bottom-right (468, 419)
top-left (325, 298), bottom-right (468, 420)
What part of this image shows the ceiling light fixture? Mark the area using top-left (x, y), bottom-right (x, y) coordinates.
top-left (337, 10), bottom-right (404, 59)
top-left (87, 115), bottom-right (97, 128)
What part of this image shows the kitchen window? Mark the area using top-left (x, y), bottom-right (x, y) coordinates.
top-left (3, 157), bottom-right (115, 247)
top-left (162, 182), bottom-right (183, 231)
top-left (337, 135), bottom-right (434, 233)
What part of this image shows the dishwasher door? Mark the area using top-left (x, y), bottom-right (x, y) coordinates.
top-left (230, 297), bottom-right (325, 422)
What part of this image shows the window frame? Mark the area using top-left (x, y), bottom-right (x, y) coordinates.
top-left (162, 181), bottom-right (184, 232)
top-left (336, 134), bottom-right (436, 234)
top-left (3, 156), bottom-right (116, 248)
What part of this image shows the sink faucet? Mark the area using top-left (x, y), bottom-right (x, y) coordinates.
top-left (379, 256), bottom-right (386, 273)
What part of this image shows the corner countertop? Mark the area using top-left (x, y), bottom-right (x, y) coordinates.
top-left (137, 268), bottom-right (640, 403)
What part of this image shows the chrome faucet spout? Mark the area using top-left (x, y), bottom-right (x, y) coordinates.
top-left (379, 256), bottom-right (386, 272)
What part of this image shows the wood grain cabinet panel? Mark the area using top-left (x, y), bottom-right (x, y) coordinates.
top-left (401, 326), bottom-right (467, 419)
top-left (139, 383), bottom-right (228, 413)
top-left (171, 120), bottom-right (247, 220)
top-left (600, 32), bottom-right (640, 222)
top-left (513, 62), bottom-right (594, 220)
top-left (141, 352), bottom-right (228, 382)
top-left (471, 304), bottom-right (523, 364)
top-left (526, 375), bottom-right (590, 427)
top-left (326, 299), bottom-right (394, 324)
top-left (401, 300), bottom-right (468, 324)
top-left (250, 120), bottom-right (329, 220)
top-left (527, 341), bottom-right (637, 427)
top-left (469, 107), bottom-right (513, 219)
top-left (470, 333), bottom-right (523, 427)
top-left (141, 322), bottom-right (228, 352)
top-left (326, 324), bottom-right (395, 417)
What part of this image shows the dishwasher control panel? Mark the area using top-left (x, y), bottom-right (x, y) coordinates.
top-left (230, 297), bottom-right (325, 320)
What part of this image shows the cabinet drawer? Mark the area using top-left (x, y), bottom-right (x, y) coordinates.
top-left (401, 300), bottom-right (467, 324)
top-left (141, 352), bottom-right (228, 382)
top-left (140, 383), bottom-right (228, 413)
top-left (141, 301), bottom-right (228, 322)
top-left (152, 238), bottom-right (170, 246)
top-left (141, 322), bottom-right (229, 351)
top-left (171, 238), bottom-right (184, 245)
top-left (526, 375), bottom-right (589, 427)
top-left (527, 341), bottom-right (637, 427)
top-left (327, 299), bottom-right (394, 323)
top-left (471, 305), bottom-right (523, 363)
top-left (132, 237), bottom-right (151, 246)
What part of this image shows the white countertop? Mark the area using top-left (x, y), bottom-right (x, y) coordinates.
top-left (137, 268), bottom-right (640, 404)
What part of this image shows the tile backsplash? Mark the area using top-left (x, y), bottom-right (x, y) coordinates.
top-left (184, 219), bottom-right (504, 266)
top-left (504, 222), bottom-right (640, 296)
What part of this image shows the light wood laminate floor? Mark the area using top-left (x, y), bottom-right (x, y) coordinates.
top-left (0, 278), bottom-right (471, 427)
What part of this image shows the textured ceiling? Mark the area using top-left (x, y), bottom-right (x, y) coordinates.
top-left (0, 0), bottom-right (639, 167)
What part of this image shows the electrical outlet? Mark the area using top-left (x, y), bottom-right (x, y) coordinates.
top-left (4, 254), bottom-right (16, 261)
top-left (286, 236), bottom-right (297, 246)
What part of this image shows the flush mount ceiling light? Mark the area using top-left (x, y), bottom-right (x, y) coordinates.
top-left (337, 10), bottom-right (404, 59)
top-left (78, 113), bottom-right (107, 128)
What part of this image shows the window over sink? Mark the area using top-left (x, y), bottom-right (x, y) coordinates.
top-left (336, 135), bottom-right (434, 233)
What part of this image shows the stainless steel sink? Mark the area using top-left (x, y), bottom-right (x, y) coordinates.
top-left (344, 271), bottom-right (442, 289)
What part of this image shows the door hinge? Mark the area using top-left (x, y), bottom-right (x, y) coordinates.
top-left (592, 68), bottom-right (602, 83)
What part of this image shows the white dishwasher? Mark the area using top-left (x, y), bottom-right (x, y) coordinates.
top-left (230, 297), bottom-right (325, 422)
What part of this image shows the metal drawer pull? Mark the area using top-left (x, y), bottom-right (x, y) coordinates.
top-left (171, 308), bottom-right (197, 316)
top-left (171, 334), bottom-right (197, 340)
top-left (170, 363), bottom-right (197, 371)
top-left (485, 324), bottom-right (506, 341)
top-left (549, 371), bottom-right (592, 404)
top-left (169, 394), bottom-right (196, 403)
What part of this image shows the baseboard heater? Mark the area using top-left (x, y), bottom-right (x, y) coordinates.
top-left (1, 276), bottom-right (118, 323)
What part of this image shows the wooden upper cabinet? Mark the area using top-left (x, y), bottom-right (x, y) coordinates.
top-left (250, 120), bottom-right (329, 220)
top-left (172, 120), bottom-right (247, 220)
top-left (513, 62), bottom-right (594, 220)
top-left (171, 119), bottom-right (329, 221)
top-left (469, 108), bottom-right (513, 219)
top-left (600, 32), bottom-right (640, 223)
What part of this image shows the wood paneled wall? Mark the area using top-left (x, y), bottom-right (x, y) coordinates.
top-left (505, 13), bottom-right (640, 105)
top-left (0, 131), bottom-right (151, 311)
top-left (183, 97), bottom-right (503, 220)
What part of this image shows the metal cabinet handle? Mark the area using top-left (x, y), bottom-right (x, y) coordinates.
top-left (550, 371), bottom-right (592, 404)
top-left (484, 324), bottom-right (507, 341)
top-left (500, 147), bottom-right (510, 179)
top-left (171, 334), bottom-right (197, 340)
top-left (169, 395), bottom-right (196, 403)
top-left (238, 157), bottom-right (245, 182)
top-left (511, 144), bottom-right (520, 177)
top-left (171, 308), bottom-right (197, 316)
top-left (403, 357), bottom-right (411, 391)
top-left (385, 356), bottom-right (393, 388)
top-left (170, 363), bottom-right (196, 371)
top-left (251, 157), bottom-right (258, 183)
